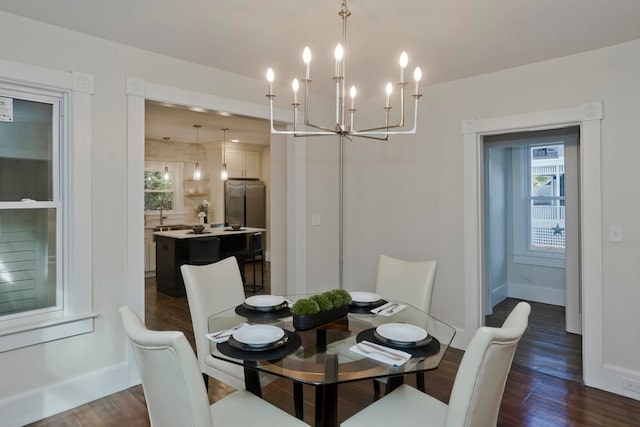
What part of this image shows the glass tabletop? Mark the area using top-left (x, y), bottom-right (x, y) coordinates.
top-left (207, 295), bottom-right (456, 386)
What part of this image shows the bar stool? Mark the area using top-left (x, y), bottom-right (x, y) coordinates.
top-left (188, 236), bottom-right (221, 265)
top-left (235, 232), bottom-right (264, 293)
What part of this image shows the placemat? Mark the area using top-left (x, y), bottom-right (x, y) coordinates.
top-left (349, 299), bottom-right (388, 314)
top-left (235, 304), bottom-right (291, 319)
top-left (217, 330), bottom-right (301, 361)
top-left (356, 328), bottom-right (440, 358)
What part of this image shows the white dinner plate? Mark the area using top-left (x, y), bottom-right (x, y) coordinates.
top-left (244, 295), bottom-right (286, 309)
top-left (349, 291), bottom-right (382, 304)
top-left (232, 325), bottom-right (285, 347)
top-left (376, 323), bottom-right (428, 343)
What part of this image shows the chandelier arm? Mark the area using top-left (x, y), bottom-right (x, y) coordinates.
top-left (352, 97), bottom-right (419, 134)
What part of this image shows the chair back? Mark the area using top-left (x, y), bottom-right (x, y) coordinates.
top-left (375, 254), bottom-right (438, 312)
top-left (445, 301), bottom-right (531, 427)
top-left (181, 257), bottom-right (245, 372)
top-left (119, 306), bottom-right (213, 427)
top-left (188, 236), bottom-right (221, 265)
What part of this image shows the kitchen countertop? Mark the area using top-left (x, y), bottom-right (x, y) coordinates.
top-left (153, 226), bottom-right (265, 239)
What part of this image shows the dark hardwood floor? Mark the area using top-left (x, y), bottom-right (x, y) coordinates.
top-left (28, 264), bottom-right (640, 426)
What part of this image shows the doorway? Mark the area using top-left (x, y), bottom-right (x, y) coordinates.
top-left (482, 127), bottom-right (580, 335)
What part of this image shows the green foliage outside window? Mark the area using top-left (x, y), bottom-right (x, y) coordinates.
top-left (144, 171), bottom-right (174, 211)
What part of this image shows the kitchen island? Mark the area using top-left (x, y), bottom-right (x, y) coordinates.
top-left (154, 226), bottom-right (265, 296)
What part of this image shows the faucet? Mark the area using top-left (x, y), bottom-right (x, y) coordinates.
top-left (159, 199), bottom-right (164, 225)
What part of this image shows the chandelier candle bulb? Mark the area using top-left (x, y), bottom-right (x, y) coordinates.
top-left (292, 78), bottom-right (299, 104)
top-left (350, 86), bottom-right (356, 110)
top-left (266, 68), bottom-right (274, 96)
top-left (385, 82), bottom-right (393, 108)
top-left (414, 67), bottom-right (422, 95)
top-left (335, 44), bottom-right (344, 77)
top-left (303, 46), bottom-right (311, 80)
top-left (399, 51), bottom-right (408, 83)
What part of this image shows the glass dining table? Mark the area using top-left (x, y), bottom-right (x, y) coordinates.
top-left (208, 295), bottom-right (456, 427)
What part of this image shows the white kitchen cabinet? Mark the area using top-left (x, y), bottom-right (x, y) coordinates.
top-left (144, 229), bottom-right (156, 276)
top-left (226, 149), bottom-right (260, 179)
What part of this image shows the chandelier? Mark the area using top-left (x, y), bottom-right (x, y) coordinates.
top-left (265, 0), bottom-right (422, 141)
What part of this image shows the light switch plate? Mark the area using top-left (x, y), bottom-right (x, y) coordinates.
top-left (311, 214), bottom-right (321, 226)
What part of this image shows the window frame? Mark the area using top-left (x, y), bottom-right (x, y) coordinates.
top-left (526, 143), bottom-right (566, 255)
top-left (0, 91), bottom-right (64, 319)
top-left (511, 144), bottom-right (566, 269)
top-left (0, 58), bottom-right (96, 352)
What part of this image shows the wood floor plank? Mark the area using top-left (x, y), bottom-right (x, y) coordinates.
top-left (26, 266), bottom-right (640, 426)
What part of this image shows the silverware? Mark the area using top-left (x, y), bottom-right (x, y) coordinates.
top-left (357, 342), bottom-right (406, 361)
top-left (210, 324), bottom-right (243, 338)
top-left (374, 303), bottom-right (398, 314)
top-left (384, 303), bottom-right (399, 314)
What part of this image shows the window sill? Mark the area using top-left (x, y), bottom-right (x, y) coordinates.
top-left (513, 253), bottom-right (565, 268)
top-left (0, 312), bottom-right (97, 352)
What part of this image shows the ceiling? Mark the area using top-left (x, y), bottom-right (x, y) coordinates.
top-left (3, 0), bottom-right (640, 144)
top-left (145, 101), bottom-right (271, 145)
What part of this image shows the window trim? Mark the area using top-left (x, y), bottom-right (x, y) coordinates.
top-left (0, 58), bottom-right (96, 352)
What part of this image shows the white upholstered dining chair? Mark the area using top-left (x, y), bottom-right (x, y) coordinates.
top-left (342, 301), bottom-right (531, 427)
top-left (375, 254), bottom-right (438, 313)
top-left (374, 254), bottom-right (438, 394)
top-left (119, 306), bottom-right (308, 427)
top-left (181, 256), bottom-right (274, 390)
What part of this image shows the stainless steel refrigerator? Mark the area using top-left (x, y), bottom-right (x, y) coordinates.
top-left (224, 180), bottom-right (266, 228)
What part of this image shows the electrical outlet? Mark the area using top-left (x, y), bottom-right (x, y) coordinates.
top-left (622, 377), bottom-right (640, 393)
top-left (609, 225), bottom-right (623, 242)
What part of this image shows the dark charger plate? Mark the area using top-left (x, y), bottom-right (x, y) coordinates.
top-left (217, 330), bottom-right (301, 361)
top-left (235, 304), bottom-right (291, 320)
top-left (356, 328), bottom-right (440, 358)
top-left (349, 299), bottom-right (388, 314)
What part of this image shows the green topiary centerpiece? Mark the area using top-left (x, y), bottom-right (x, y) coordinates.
top-left (291, 289), bottom-right (352, 330)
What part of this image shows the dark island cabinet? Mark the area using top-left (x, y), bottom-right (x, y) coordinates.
top-left (155, 236), bottom-right (191, 296)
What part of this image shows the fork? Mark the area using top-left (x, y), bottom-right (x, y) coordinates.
top-left (210, 324), bottom-right (243, 338)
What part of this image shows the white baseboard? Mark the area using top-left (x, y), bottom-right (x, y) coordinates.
top-left (588, 363), bottom-right (640, 401)
top-left (508, 281), bottom-right (566, 306)
top-left (0, 362), bottom-right (134, 427)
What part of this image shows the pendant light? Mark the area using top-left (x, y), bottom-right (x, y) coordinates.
top-left (193, 124), bottom-right (202, 180)
top-left (221, 128), bottom-right (229, 181)
top-left (162, 137), bottom-right (170, 181)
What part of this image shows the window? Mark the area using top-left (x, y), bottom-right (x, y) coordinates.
top-left (0, 95), bottom-right (61, 318)
top-left (0, 59), bottom-right (95, 352)
top-left (528, 144), bottom-right (565, 253)
top-left (143, 161), bottom-right (185, 219)
top-left (144, 163), bottom-right (174, 212)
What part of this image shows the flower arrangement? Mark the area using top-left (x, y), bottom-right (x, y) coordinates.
top-left (196, 199), bottom-right (210, 216)
top-left (196, 199), bottom-right (211, 223)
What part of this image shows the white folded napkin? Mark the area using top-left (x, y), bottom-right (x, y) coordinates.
top-left (350, 340), bottom-right (411, 366)
top-left (370, 302), bottom-right (407, 316)
top-left (206, 323), bottom-right (249, 343)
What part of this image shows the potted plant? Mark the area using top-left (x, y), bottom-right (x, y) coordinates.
top-left (291, 289), bottom-right (352, 330)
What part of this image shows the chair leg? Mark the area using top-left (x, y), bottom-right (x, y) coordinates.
top-left (202, 373), bottom-right (209, 391)
top-left (294, 381), bottom-right (304, 420)
top-left (416, 372), bottom-right (425, 392)
top-left (252, 256), bottom-right (257, 292)
top-left (372, 379), bottom-right (381, 399)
